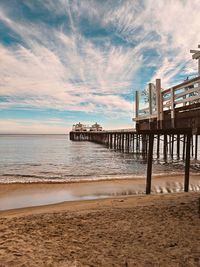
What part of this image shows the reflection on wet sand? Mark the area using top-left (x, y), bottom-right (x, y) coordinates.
top-left (0, 174), bottom-right (199, 211)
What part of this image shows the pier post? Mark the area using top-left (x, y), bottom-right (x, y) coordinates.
top-left (122, 133), bottom-right (124, 152)
top-left (135, 91), bottom-right (139, 120)
top-left (130, 134), bottom-right (133, 152)
top-left (184, 133), bottom-right (191, 192)
top-left (195, 134), bottom-right (198, 160)
top-left (156, 79), bottom-right (163, 129)
top-left (142, 134), bottom-right (147, 157)
top-left (120, 133), bottom-right (122, 151)
top-left (149, 83), bottom-right (153, 129)
top-left (182, 134), bottom-right (186, 160)
top-left (169, 135), bottom-right (172, 157)
top-left (157, 134), bottom-right (160, 158)
top-left (114, 133), bottom-right (116, 150)
top-left (117, 134), bottom-right (119, 149)
top-left (171, 134), bottom-right (174, 159)
top-left (191, 135), bottom-right (194, 157)
top-left (127, 133), bottom-right (130, 153)
top-left (136, 134), bottom-right (138, 153)
top-left (110, 133), bottom-right (113, 149)
top-left (163, 134), bottom-right (167, 161)
top-left (177, 134), bottom-right (180, 159)
top-left (146, 133), bottom-right (154, 194)
top-left (170, 87), bottom-right (175, 128)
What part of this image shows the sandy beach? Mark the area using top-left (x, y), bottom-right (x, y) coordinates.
top-left (0, 182), bottom-right (200, 266)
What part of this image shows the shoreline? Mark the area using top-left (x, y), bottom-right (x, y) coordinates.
top-left (1, 171), bottom-right (200, 184)
top-left (0, 174), bottom-right (200, 211)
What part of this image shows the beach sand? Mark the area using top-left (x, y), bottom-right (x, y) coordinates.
top-left (0, 188), bottom-right (200, 266)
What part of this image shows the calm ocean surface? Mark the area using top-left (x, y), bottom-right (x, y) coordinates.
top-left (0, 134), bottom-right (198, 184)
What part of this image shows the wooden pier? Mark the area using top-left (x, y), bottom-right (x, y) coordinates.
top-left (69, 77), bottom-right (200, 194)
top-left (70, 47), bottom-right (200, 195)
top-left (134, 74), bottom-right (200, 194)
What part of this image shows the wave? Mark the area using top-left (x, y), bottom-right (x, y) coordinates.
top-left (0, 171), bottom-right (199, 184)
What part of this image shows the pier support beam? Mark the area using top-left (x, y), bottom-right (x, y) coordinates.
top-left (157, 134), bottom-right (160, 158)
top-left (177, 134), bottom-right (180, 159)
top-left (146, 134), bottom-right (154, 194)
top-left (195, 134), bottom-right (198, 160)
top-left (182, 135), bottom-right (186, 160)
top-left (163, 134), bottom-right (167, 161)
top-left (184, 133), bottom-right (191, 192)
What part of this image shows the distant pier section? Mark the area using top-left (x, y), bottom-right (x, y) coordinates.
top-left (70, 122), bottom-right (104, 141)
top-left (70, 124), bottom-right (137, 151)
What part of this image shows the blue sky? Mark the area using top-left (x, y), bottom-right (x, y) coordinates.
top-left (0, 0), bottom-right (199, 134)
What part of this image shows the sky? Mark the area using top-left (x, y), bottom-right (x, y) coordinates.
top-left (0, 0), bottom-right (199, 134)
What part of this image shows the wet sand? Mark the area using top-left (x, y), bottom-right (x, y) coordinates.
top-left (0, 174), bottom-right (200, 210)
top-left (0, 193), bottom-right (200, 266)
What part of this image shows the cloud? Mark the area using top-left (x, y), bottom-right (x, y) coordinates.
top-left (0, 4), bottom-right (136, 119)
top-left (104, 0), bottom-right (199, 87)
top-left (0, 0), bottom-right (199, 133)
top-left (0, 118), bottom-right (69, 134)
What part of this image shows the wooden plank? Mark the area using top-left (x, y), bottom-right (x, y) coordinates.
top-left (168, 102), bottom-right (200, 113)
top-left (162, 95), bottom-right (171, 101)
top-left (192, 51), bottom-right (200, 59)
top-left (175, 94), bottom-right (200, 105)
top-left (190, 49), bottom-right (200, 53)
top-left (135, 114), bottom-right (157, 121)
top-left (162, 88), bottom-right (171, 95)
top-left (163, 76), bottom-right (200, 93)
top-left (163, 101), bottom-right (171, 107)
top-left (139, 106), bottom-right (149, 112)
top-left (137, 128), bottom-right (192, 135)
top-left (175, 86), bottom-right (199, 99)
top-left (146, 134), bottom-right (154, 194)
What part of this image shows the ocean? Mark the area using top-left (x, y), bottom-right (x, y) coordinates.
top-left (0, 134), bottom-right (196, 184)
top-left (0, 134), bottom-right (200, 210)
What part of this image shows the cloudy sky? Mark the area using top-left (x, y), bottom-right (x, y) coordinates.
top-left (0, 0), bottom-right (199, 134)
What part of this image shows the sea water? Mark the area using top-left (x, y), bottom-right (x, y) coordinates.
top-left (0, 134), bottom-right (196, 184)
top-left (0, 134), bottom-right (200, 210)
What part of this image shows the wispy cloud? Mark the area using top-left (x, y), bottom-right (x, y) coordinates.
top-left (0, 3), bottom-right (136, 119)
top-left (0, 118), bottom-right (69, 134)
top-left (0, 0), bottom-right (199, 133)
top-left (104, 0), bottom-right (199, 87)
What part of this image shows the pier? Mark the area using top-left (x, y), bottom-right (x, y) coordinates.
top-left (69, 46), bottom-right (200, 194)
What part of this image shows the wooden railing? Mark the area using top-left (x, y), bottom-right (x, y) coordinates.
top-left (135, 76), bottom-right (200, 124)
